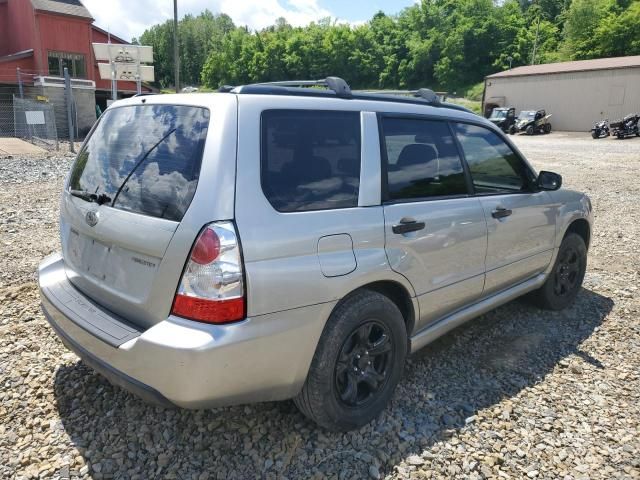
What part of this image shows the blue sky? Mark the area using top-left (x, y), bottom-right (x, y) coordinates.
top-left (320, 0), bottom-right (416, 22)
top-left (82, 0), bottom-right (418, 43)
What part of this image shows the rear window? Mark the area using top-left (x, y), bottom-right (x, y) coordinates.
top-left (68, 104), bottom-right (209, 221)
top-left (261, 110), bottom-right (361, 212)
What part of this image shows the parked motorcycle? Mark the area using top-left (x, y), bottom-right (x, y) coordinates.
top-left (610, 113), bottom-right (639, 139)
top-left (591, 119), bottom-right (610, 139)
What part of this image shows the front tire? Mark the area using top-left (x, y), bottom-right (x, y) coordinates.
top-left (294, 290), bottom-right (407, 431)
top-left (529, 233), bottom-right (587, 310)
top-left (526, 125), bottom-right (534, 135)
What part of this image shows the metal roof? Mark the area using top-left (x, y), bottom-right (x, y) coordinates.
top-left (487, 55), bottom-right (640, 79)
top-left (30, 0), bottom-right (93, 19)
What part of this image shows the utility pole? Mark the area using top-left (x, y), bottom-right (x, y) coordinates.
top-left (173, 0), bottom-right (180, 93)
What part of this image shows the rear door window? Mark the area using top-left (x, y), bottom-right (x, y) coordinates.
top-left (381, 117), bottom-right (469, 201)
top-left (68, 104), bottom-right (209, 221)
top-left (261, 110), bottom-right (361, 212)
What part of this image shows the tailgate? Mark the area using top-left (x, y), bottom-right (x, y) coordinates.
top-left (59, 101), bottom-right (220, 329)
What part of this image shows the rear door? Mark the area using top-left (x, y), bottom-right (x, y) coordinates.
top-left (234, 99), bottom-right (389, 317)
top-left (452, 122), bottom-right (556, 295)
top-left (380, 116), bottom-right (488, 329)
top-left (60, 96), bottom-right (238, 329)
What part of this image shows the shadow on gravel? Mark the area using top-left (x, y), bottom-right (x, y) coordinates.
top-left (53, 288), bottom-right (613, 479)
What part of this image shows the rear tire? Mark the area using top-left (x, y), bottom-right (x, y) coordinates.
top-left (528, 233), bottom-right (587, 310)
top-left (544, 123), bottom-right (552, 134)
top-left (294, 290), bottom-right (407, 431)
top-left (591, 130), bottom-right (599, 139)
top-left (526, 125), bottom-right (534, 135)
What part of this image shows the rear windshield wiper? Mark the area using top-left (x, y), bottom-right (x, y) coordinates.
top-left (69, 189), bottom-right (112, 205)
top-left (112, 128), bottom-right (177, 208)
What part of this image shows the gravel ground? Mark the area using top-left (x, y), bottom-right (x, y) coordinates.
top-left (1, 133), bottom-right (639, 480)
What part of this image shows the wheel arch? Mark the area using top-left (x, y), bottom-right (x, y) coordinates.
top-left (564, 218), bottom-right (591, 250)
top-left (337, 280), bottom-right (417, 337)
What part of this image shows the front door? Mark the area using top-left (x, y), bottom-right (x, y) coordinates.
top-left (453, 122), bottom-right (556, 295)
top-left (380, 116), bottom-right (488, 329)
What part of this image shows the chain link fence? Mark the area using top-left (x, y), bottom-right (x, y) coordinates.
top-left (0, 101), bottom-right (15, 138)
top-left (0, 69), bottom-right (98, 152)
top-left (12, 96), bottom-right (59, 150)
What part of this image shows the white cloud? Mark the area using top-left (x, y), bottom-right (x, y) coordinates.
top-left (82, 0), bottom-right (334, 42)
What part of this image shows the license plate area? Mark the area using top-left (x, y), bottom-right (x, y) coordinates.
top-left (68, 228), bottom-right (111, 280)
top-left (66, 227), bottom-right (160, 299)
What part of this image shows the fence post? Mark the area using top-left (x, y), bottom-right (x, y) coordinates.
top-left (17, 68), bottom-right (24, 98)
top-left (64, 67), bottom-right (75, 154)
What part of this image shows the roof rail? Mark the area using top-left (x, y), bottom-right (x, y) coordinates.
top-left (355, 89), bottom-right (447, 104)
top-left (255, 76), bottom-right (352, 98)
top-left (218, 79), bottom-right (471, 113)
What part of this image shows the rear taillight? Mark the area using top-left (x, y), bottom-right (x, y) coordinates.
top-left (171, 221), bottom-right (245, 324)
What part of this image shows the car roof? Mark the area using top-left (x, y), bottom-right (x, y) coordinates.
top-left (109, 79), bottom-right (494, 132)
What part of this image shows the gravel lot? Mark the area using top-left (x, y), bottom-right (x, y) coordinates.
top-left (1, 133), bottom-right (639, 480)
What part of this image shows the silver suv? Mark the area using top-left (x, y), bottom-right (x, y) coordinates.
top-left (38, 78), bottom-right (592, 431)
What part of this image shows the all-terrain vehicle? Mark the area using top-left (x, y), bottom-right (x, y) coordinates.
top-left (590, 119), bottom-right (610, 139)
top-left (610, 113), bottom-right (639, 139)
top-left (488, 107), bottom-right (517, 134)
top-left (516, 109), bottom-right (552, 135)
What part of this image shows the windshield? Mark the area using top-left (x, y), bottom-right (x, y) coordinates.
top-left (518, 111), bottom-right (535, 120)
top-left (490, 110), bottom-right (507, 120)
top-left (68, 104), bottom-right (210, 222)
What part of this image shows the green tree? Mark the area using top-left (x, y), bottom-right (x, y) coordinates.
top-left (140, 10), bottom-right (235, 88)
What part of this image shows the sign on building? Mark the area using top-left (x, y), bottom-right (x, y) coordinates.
top-left (93, 43), bottom-right (154, 99)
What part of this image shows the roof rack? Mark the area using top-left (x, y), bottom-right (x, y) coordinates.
top-left (356, 89), bottom-right (448, 103)
top-left (254, 76), bottom-right (352, 98)
top-left (219, 76), bottom-right (470, 113)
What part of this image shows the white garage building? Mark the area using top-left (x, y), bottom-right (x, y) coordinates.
top-left (483, 55), bottom-right (640, 131)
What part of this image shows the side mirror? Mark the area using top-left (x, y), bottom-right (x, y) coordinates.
top-left (537, 171), bottom-right (562, 191)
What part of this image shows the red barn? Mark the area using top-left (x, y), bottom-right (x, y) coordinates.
top-left (0, 0), bottom-right (152, 135)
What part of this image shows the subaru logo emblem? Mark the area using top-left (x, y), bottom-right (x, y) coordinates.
top-left (85, 210), bottom-right (99, 227)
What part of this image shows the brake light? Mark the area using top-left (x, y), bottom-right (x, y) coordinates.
top-left (171, 222), bottom-right (245, 324)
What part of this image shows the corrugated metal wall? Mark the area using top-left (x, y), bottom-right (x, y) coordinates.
top-left (484, 68), bottom-right (640, 131)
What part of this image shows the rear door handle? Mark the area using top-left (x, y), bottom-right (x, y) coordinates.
top-left (392, 218), bottom-right (426, 234)
top-left (491, 207), bottom-right (513, 219)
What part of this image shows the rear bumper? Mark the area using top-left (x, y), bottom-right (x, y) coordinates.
top-left (39, 253), bottom-right (332, 408)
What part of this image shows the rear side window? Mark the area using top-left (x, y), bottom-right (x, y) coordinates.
top-left (69, 105), bottom-right (209, 221)
top-left (261, 110), bottom-right (361, 212)
top-left (453, 123), bottom-right (531, 194)
top-left (381, 117), bottom-right (468, 201)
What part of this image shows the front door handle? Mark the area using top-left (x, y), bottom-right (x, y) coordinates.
top-left (491, 206), bottom-right (513, 219)
top-left (392, 218), bottom-right (426, 234)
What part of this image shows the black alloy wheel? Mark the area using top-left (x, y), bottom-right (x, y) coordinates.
top-left (553, 245), bottom-right (582, 297)
top-left (294, 289), bottom-right (407, 431)
top-left (527, 233), bottom-right (587, 311)
top-left (334, 321), bottom-right (393, 407)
